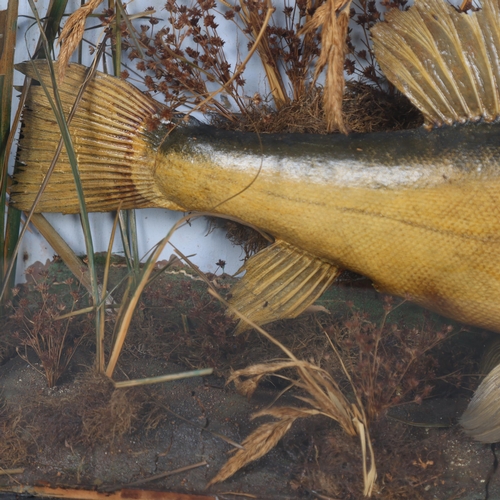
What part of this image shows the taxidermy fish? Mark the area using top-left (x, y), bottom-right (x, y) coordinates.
top-left (11, 0), bottom-right (500, 442)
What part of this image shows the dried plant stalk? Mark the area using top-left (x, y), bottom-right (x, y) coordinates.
top-left (237, 0), bottom-right (287, 108)
top-left (210, 357), bottom-right (376, 494)
top-left (58, 0), bottom-right (104, 79)
top-left (301, 0), bottom-right (353, 133)
top-left (205, 289), bottom-right (377, 496)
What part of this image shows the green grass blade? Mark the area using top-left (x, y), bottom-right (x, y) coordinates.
top-left (2, 1), bottom-right (68, 308)
top-left (98, 208), bottom-right (122, 371)
top-left (110, 0), bottom-right (122, 76)
top-left (26, 0), bottom-right (104, 370)
top-left (128, 210), bottom-right (140, 269)
top-left (34, 0), bottom-right (69, 58)
top-left (108, 2), bottom-right (141, 281)
top-left (117, 210), bottom-right (136, 277)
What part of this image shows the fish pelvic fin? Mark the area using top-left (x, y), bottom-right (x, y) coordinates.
top-left (229, 240), bottom-right (341, 334)
top-left (461, 362), bottom-right (500, 442)
top-left (371, 0), bottom-right (500, 127)
top-left (12, 61), bottom-right (182, 213)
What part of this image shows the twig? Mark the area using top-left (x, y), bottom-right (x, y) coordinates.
top-left (113, 368), bottom-right (213, 388)
top-left (188, 5), bottom-right (274, 116)
top-left (0, 468), bottom-right (24, 476)
top-left (219, 493), bottom-right (257, 498)
top-left (101, 461), bottom-right (208, 491)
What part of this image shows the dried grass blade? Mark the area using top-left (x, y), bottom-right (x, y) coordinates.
top-left (229, 361), bottom-right (302, 381)
top-left (113, 1), bottom-right (148, 62)
top-left (29, 213), bottom-right (89, 286)
top-left (239, 0), bottom-right (287, 107)
top-left (97, 206), bottom-right (122, 371)
top-left (105, 213), bottom-right (212, 377)
top-left (0, 468), bottom-right (24, 476)
top-left (353, 416), bottom-right (377, 496)
top-left (113, 368), bottom-right (213, 388)
top-left (253, 405), bottom-right (321, 419)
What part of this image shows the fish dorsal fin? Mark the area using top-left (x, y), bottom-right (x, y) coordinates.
top-left (228, 240), bottom-right (341, 334)
top-left (13, 61), bottom-right (182, 213)
top-left (371, 0), bottom-right (500, 126)
top-left (461, 362), bottom-right (500, 442)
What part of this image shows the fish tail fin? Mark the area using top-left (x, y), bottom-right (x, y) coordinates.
top-left (371, 0), bottom-right (500, 127)
top-left (12, 61), bottom-right (176, 213)
top-left (461, 361), bottom-right (500, 443)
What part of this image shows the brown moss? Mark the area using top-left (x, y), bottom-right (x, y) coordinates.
top-left (25, 370), bottom-right (166, 449)
top-left (211, 82), bottom-right (422, 135)
top-left (0, 400), bottom-right (30, 467)
top-left (343, 81), bottom-right (423, 133)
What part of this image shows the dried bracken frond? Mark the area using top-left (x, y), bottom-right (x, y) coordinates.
top-left (300, 0), bottom-right (353, 133)
top-left (58, 0), bottom-right (104, 80)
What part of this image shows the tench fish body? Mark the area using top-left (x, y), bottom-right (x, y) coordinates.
top-left (11, 0), bottom-right (500, 441)
top-left (154, 121), bottom-right (500, 333)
